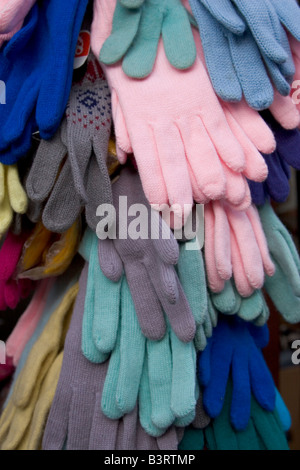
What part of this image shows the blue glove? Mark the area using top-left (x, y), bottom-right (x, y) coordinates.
top-left (249, 111), bottom-right (300, 205)
top-left (196, 0), bottom-right (300, 56)
top-left (198, 315), bottom-right (276, 431)
top-left (0, 0), bottom-right (88, 164)
top-left (189, 0), bottom-right (298, 109)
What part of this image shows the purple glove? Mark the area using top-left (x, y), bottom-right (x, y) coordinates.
top-left (42, 263), bottom-right (179, 450)
top-left (98, 166), bottom-right (196, 343)
top-left (249, 111), bottom-right (300, 205)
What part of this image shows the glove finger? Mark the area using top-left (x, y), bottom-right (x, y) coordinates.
top-left (162, 4), bottom-right (196, 70)
top-left (123, 6), bottom-right (162, 78)
top-left (116, 278), bottom-right (145, 414)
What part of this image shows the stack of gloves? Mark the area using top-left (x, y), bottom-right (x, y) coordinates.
top-left (0, 0), bottom-right (299, 451)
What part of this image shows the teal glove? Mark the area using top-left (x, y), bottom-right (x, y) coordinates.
top-left (101, 277), bottom-right (198, 437)
top-left (176, 240), bottom-right (218, 352)
top-left (178, 428), bottom-right (205, 451)
top-left (79, 229), bottom-right (119, 363)
top-left (100, 0), bottom-right (196, 78)
top-left (205, 382), bottom-right (289, 450)
top-left (210, 279), bottom-right (270, 326)
top-left (275, 388), bottom-right (292, 433)
top-left (258, 202), bottom-right (300, 324)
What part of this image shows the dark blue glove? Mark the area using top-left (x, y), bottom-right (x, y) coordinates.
top-left (0, 0), bottom-right (88, 164)
top-left (198, 315), bottom-right (276, 431)
top-left (249, 111), bottom-right (300, 205)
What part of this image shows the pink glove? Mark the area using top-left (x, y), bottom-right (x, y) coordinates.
top-left (91, 0), bottom-right (275, 224)
top-left (0, 231), bottom-right (34, 311)
top-left (289, 35), bottom-right (300, 129)
top-left (6, 277), bottom-right (55, 366)
top-left (0, 0), bottom-right (36, 34)
top-left (204, 201), bottom-right (275, 297)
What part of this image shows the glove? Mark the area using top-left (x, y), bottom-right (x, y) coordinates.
top-left (100, 0), bottom-right (196, 78)
top-left (0, 231), bottom-right (34, 311)
top-left (209, 279), bottom-right (270, 325)
top-left (189, 0), bottom-right (299, 108)
top-left (17, 220), bottom-right (81, 280)
top-left (43, 264), bottom-right (179, 450)
top-left (2, 263), bottom-right (81, 412)
top-left (0, 0), bottom-right (36, 34)
top-left (102, 276), bottom-right (197, 436)
top-left (176, 240), bottom-right (219, 351)
top-left (26, 56), bottom-right (113, 233)
top-left (0, 0), bottom-right (88, 163)
top-left (0, 281), bottom-right (79, 450)
top-left (0, 163), bottom-right (28, 237)
top-left (249, 111), bottom-right (300, 205)
top-left (6, 278), bottom-right (55, 366)
top-left (258, 202), bottom-right (300, 323)
top-left (204, 200), bottom-right (275, 297)
top-left (97, 167), bottom-right (196, 343)
top-left (92, 0), bottom-right (272, 221)
top-left (198, 315), bottom-right (276, 431)
top-left (204, 381), bottom-right (289, 450)
top-left (290, 34), bottom-right (300, 122)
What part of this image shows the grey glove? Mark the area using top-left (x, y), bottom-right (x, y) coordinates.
top-left (26, 55), bottom-right (113, 233)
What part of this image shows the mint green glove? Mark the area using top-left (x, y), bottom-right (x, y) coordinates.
top-left (205, 382), bottom-right (289, 450)
top-left (210, 279), bottom-right (269, 325)
top-left (100, 0), bottom-right (196, 78)
top-left (79, 229), bottom-right (120, 363)
top-left (258, 202), bottom-right (300, 324)
top-left (101, 277), bottom-right (198, 437)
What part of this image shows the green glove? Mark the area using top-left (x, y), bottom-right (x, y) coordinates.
top-left (258, 202), bottom-right (300, 324)
top-left (205, 382), bottom-right (289, 451)
top-left (101, 277), bottom-right (198, 437)
top-left (210, 279), bottom-right (269, 326)
top-left (100, 0), bottom-right (196, 78)
top-left (79, 229), bottom-right (120, 363)
top-left (178, 428), bottom-right (205, 451)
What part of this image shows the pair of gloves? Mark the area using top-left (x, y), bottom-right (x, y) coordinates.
top-left (43, 264), bottom-right (181, 450)
top-left (92, 0), bottom-right (300, 228)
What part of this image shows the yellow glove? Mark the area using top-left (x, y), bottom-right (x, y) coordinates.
top-left (18, 219), bottom-right (81, 280)
top-left (0, 164), bottom-right (28, 238)
top-left (19, 351), bottom-right (64, 450)
top-left (0, 283), bottom-right (78, 450)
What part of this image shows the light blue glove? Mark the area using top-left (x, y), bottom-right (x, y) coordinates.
top-left (258, 202), bottom-right (300, 324)
top-left (100, 0), bottom-right (196, 78)
top-left (189, 0), bottom-right (298, 108)
top-left (101, 277), bottom-right (198, 437)
top-left (79, 229), bottom-right (119, 363)
top-left (210, 279), bottom-right (270, 325)
top-left (197, 0), bottom-right (300, 58)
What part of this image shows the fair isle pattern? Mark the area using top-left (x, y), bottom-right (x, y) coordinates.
top-left (66, 57), bottom-right (111, 137)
